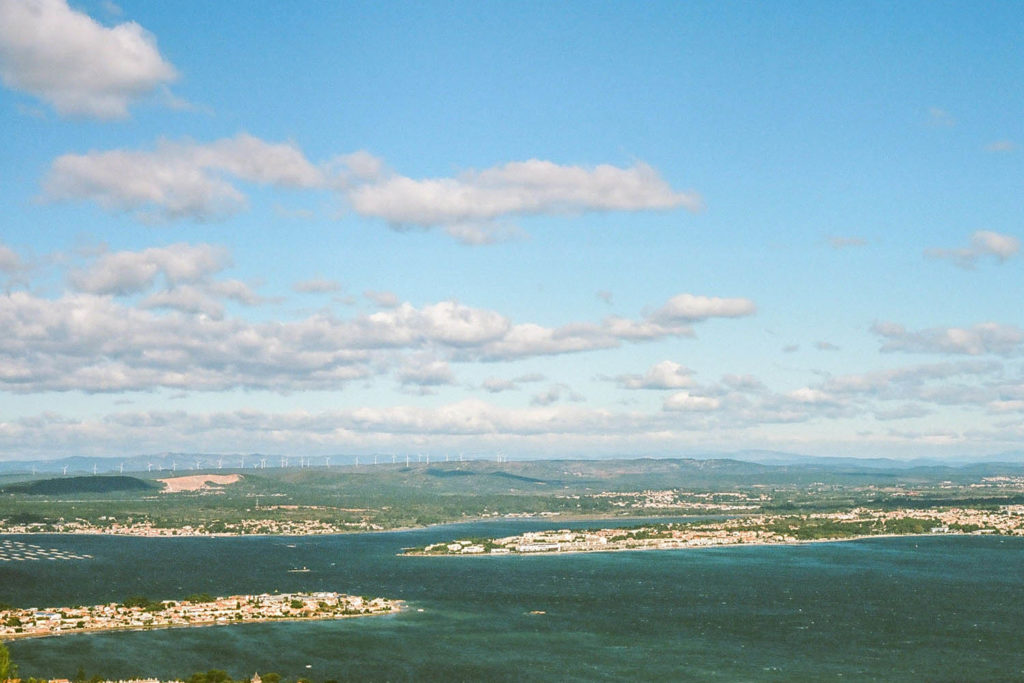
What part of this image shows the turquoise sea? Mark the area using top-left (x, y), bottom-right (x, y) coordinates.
top-left (3, 520), bottom-right (1024, 681)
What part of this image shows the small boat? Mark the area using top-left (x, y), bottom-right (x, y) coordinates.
top-left (288, 566), bottom-right (311, 573)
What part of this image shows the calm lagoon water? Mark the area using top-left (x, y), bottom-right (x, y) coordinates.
top-left (3, 520), bottom-right (1024, 681)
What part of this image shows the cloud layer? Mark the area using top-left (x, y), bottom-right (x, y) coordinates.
top-left (0, 243), bottom-right (756, 394)
top-left (43, 135), bottom-right (699, 242)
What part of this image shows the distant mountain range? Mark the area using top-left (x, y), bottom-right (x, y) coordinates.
top-left (2, 449), bottom-right (1024, 476)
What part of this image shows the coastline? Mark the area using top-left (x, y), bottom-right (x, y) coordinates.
top-left (0, 512), bottom-right (718, 539)
top-left (0, 593), bottom-right (404, 643)
top-left (0, 607), bottom-right (405, 642)
top-left (405, 531), bottom-right (992, 557)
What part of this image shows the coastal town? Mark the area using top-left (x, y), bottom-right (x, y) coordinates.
top-left (0, 592), bottom-right (402, 641)
top-left (0, 516), bottom-right (384, 537)
top-left (406, 505), bottom-right (1024, 555)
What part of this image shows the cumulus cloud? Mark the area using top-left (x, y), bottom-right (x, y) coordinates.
top-left (42, 138), bottom-right (699, 242)
top-left (69, 243), bottom-right (229, 295)
top-left (925, 230), bottom-right (1020, 268)
top-left (397, 358), bottom-right (456, 394)
top-left (617, 360), bottom-right (694, 390)
top-left (44, 134), bottom-right (325, 221)
top-left (663, 391), bottom-right (720, 412)
top-left (0, 0), bottom-right (177, 118)
top-left (650, 294), bottom-right (756, 324)
top-left (0, 246), bottom-right (756, 393)
top-left (342, 156), bottom-right (702, 238)
top-left (873, 321), bottom-right (1024, 356)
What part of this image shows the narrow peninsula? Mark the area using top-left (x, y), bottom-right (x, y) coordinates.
top-left (404, 506), bottom-right (1024, 556)
top-left (0, 592), bottom-right (402, 641)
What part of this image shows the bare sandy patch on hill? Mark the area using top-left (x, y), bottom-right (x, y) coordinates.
top-left (157, 474), bottom-right (242, 492)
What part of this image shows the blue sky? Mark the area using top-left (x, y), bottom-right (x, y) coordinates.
top-left (0, 0), bottom-right (1022, 461)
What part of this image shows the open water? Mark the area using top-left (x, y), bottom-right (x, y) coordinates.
top-left (3, 520), bottom-right (1024, 681)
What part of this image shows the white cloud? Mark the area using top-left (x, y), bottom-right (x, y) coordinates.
top-left (43, 140), bottom-right (699, 242)
top-left (1, 244), bottom-right (757, 394)
top-left (663, 391), bottom-right (720, 412)
top-left (398, 358), bottom-right (455, 386)
top-left (651, 294), bottom-right (756, 323)
top-left (786, 387), bottom-right (835, 405)
top-left (0, 283), bottom-right (753, 394)
top-left (618, 360), bottom-right (694, 390)
top-left (343, 157), bottom-right (702, 235)
top-left (44, 134), bottom-right (324, 221)
top-left (925, 230), bottom-right (1020, 268)
top-left (69, 243), bottom-right (229, 295)
top-left (873, 321), bottom-right (1024, 356)
top-left (0, 0), bottom-right (177, 118)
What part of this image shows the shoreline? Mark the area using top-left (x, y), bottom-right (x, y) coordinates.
top-left (0, 593), bottom-right (404, 643)
top-left (0, 606), bottom-right (405, 642)
top-left (0, 512), bottom-right (720, 539)
top-left (403, 530), bottom-right (1016, 558)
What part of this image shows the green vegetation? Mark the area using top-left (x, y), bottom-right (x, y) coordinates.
top-left (0, 641), bottom-right (13, 681)
top-left (121, 596), bottom-right (166, 612)
top-left (2, 459), bottom-right (1024, 535)
top-left (1, 475), bottom-right (158, 496)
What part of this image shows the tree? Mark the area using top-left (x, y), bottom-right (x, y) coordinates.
top-left (0, 642), bottom-right (12, 681)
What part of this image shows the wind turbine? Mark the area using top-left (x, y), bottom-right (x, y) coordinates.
top-left (93, 464), bottom-right (97, 475)
top-left (119, 462), bottom-right (124, 474)
top-left (147, 463), bottom-right (153, 473)
top-left (218, 458), bottom-right (224, 470)
top-left (260, 458), bottom-right (267, 469)
top-left (325, 456), bottom-right (330, 468)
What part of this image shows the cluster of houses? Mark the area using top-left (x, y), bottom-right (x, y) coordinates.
top-left (0, 517), bottom-right (382, 537)
top-left (414, 504), bottom-right (1024, 556)
top-left (0, 592), bottom-right (400, 640)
